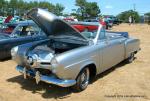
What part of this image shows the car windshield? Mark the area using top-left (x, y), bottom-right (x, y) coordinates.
top-left (81, 26), bottom-right (106, 40)
top-left (81, 31), bottom-right (97, 39)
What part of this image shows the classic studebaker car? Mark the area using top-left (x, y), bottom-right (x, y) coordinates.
top-left (0, 20), bottom-right (47, 60)
top-left (12, 8), bottom-right (140, 92)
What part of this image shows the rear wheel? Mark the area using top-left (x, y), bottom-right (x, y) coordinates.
top-left (72, 67), bottom-right (90, 92)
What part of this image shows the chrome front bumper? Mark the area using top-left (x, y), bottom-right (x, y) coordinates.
top-left (16, 65), bottom-right (76, 87)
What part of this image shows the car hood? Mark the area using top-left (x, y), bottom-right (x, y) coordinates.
top-left (27, 8), bottom-right (87, 41)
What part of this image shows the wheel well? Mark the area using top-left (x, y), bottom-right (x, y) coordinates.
top-left (86, 64), bottom-right (97, 80)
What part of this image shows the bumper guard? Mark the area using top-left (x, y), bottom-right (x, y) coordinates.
top-left (16, 65), bottom-right (76, 87)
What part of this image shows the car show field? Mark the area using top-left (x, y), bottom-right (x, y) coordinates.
top-left (0, 23), bottom-right (150, 101)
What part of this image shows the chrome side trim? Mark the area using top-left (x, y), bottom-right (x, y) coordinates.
top-left (16, 66), bottom-right (76, 87)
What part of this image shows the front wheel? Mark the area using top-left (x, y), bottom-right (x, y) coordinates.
top-left (126, 52), bottom-right (135, 63)
top-left (72, 67), bottom-right (90, 92)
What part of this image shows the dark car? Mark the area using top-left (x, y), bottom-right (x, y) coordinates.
top-left (84, 19), bottom-right (100, 22)
top-left (112, 18), bottom-right (122, 25)
top-left (0, 20), bottom-right (47, 60)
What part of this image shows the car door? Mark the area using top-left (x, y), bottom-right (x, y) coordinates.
top-left (96, 28), bottom-right (125, 72)
top-left (101, 35), bottom-right (125, 71)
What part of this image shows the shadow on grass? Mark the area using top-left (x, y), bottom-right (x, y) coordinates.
top-left (91, 61), bottom-right (128, 84)
top-left (7, 75), bottom-right (72, 99)
top-left (7, 60), bottom-right (133, 99)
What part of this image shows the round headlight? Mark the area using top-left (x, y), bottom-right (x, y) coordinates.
top-left (11, 46), bottom-right (18, 57)
top-left (27, 54), bottom-right (38, 67)
top-left (27, 56), bottom-right (33, 65)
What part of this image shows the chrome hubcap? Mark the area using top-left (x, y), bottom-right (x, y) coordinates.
top-left (80, 68), bottom-right (89, 89)
top-left (129, 53), bottom-right (134, 62)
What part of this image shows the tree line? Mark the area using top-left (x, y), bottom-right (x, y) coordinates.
top-left (74, 0), bottom-right (100, 20)
top-left (117, 10), bottom-right (140, 23)
top-left (0, 0), bottom-right (100, 19)
top-left (0, 0), bottom-right (65, 16)
top-left (0, 0), bottom-right (149, 23)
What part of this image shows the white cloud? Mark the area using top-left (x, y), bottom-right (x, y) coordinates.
top-left (105, 5), bottom-right (113, 9)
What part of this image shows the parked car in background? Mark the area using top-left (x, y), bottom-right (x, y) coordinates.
top-left (10, 16), bottom-right (22, 23)
top-left (12, 8), bottom-right (140, 92)
top-left (4, 16), bottom-right (13, 23)
top-left (84, 18), bottom-right (112, 29)
top-left (84, 19), bottom-right (100, 22)
top-left (104, 15), bottom-right (122, 25)
top-left (71, 23), bottom-right (99, 32)
top-left (63, 18), bottom-right (75, 22)
top-left (102, 18), bottom-right (113, 29)
top-left (113, 17), bottom-right (122, 25)
top-left (0, 23), bottom-right (18, 34)
top-left (71, 24), bottom-right (85, 32)
top-left (0, 20), bottom-right (47, 60)
top-left (0, 17), bottom-right (6, 24)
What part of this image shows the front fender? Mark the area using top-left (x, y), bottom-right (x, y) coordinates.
top-left (52, 45), bottom-right (100, 80)
top-left (13, 39), bottom-right (49, 66)
top-left (54, 57), bottom-right (97, 80)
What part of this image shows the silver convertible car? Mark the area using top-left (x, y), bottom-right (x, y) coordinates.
top-left (12, 8), bottom-right (140, 91)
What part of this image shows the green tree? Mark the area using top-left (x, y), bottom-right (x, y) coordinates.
top-left (0, 0), bottom-right (65, 17)
top-left (75, 0), bottom-right (86, 19)
top-left (117, 10), bottom-right (140, 23)
top-left (53, 3), bottom-right (64, 16)
top-left (75, 0), bottom-right (100, 20)
top-left (9, 0), bottom-right (18, 16)
top-left (145, 12), bottom-right (150, 16)
top-left (85, 2), bottom-right (100, 18)
top-left (0, 0), bottom-right (6, 16)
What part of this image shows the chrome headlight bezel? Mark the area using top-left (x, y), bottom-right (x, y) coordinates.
top-left (11, 46), bottom-right (19, 57)
top-left (27, 54), bottom-right (38, 67)
top-left (27, 56), bottom-right (34, 65)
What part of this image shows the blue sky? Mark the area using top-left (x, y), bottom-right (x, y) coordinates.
top-left (26, 0), bottom-right (150, 15)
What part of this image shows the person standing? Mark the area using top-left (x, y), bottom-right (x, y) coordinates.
top-left (129, 16), bottom-right (132, 25)
top-left (100, 17), bottom-right (107, 29)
